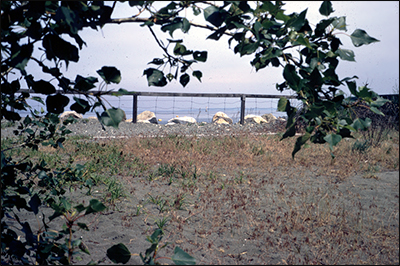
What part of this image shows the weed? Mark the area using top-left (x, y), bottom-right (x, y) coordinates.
top-left (173, 193), bottom-right (188, 210)
top-left (352, 139), bottom-right (371, 154)
top-left (157, 163), bottom-right (176, 178)
top-left (251, 145), bottom-right (265, 156)
top-left (148, 194), bottom-right (169, 213)
top-left (155, 217), bottom-right (170, 232)
top-left (104, 177), bottom-right (125, 204)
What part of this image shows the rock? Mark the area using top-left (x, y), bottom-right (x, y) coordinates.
top-left (212, 112), bottom-right (233, 124)
top-left (261, 113), bottom-right (277, 123)
top-left (166, 116), bottom-right (196, 125)
top-left (60, 111), bottom-right (83, 120)
top-left (137, 111), bottom-right (158, 124)
top-left (244, 114), bottom-right (268, 124)
top-left (88, 116), bottom-right (98, 120)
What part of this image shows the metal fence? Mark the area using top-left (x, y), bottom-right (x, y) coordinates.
top-left (15, 89), bottom-right (298, 124)
top-left (14, 89), bottom-right (398, 124)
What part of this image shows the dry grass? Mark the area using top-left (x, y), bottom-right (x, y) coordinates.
top-left (86, 130), bottom-right (398, 182)
top-left (5, 128), bottom-right (399, 264)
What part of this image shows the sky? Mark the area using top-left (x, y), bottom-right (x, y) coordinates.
top-left (41, 0), bottom-right (398, 96)
top-left (16, 1), bottom-right (399, 119)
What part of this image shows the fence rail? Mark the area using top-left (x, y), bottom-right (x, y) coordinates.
top-left (16, 89), bottom-right (297, 124)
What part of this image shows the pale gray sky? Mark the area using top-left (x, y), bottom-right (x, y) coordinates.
top-left (24, 1), bottom-right (399, 96)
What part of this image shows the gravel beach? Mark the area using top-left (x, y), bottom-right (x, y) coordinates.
top-left (1, 118), bottom-right (287, 140)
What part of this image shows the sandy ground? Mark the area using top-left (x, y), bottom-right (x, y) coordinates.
top-left (5, 168), bottom-right (399, 265)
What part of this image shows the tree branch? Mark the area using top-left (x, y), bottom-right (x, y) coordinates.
top-left (85, 17), bottom-right (234, 37)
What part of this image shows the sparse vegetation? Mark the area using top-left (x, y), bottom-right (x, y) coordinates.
top-left (2, 124), bottom-right (398, 264)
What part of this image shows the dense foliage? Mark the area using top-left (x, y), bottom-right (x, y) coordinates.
top-left (1, 1), bottom-right (390, 264)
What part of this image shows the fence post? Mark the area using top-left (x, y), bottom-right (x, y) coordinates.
top-left (132, 94), bottom-right (137, 123)
top-left (240, 95), bottom-right (245, 124)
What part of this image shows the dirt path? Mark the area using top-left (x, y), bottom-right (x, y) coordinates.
top-left (6, 169), bottom-right (399, 264)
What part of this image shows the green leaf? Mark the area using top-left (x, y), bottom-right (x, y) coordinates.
top-left (371, 97), bottom-right (389, 108)
top-left (324, 133), bottom-right (342, 151)
top-left (292, 132), bottom-right (311, 158)
top-left (71, 97), bottom-right (91, 114)
top-left (77, 222), bottom-right (89, 231)
top-left (74, 203), bottom-right (86, 213)
top-left (281, 124), bottom-right (296, 140)
top-left (61, 198), bottom-right (71, 210)
top-left (28, 194), bottom-right (41, 215)
top-left (173, 43), bottom-right (192, 56)
top-left (148, 58), bottom-right (164, 65)
top-left (261, 47), bottom-right (282, 60)
top-left (97, 66), bottom-right (121, 84)
top-left (99, 108), bottom-right (125, 129)
top-left (9, 43), bottom-right (33, 72)
top-left (180, 73), bottom-right (190, 87)
top-left (148, 229), bottom-right (164, 243)
top-left (204, 6), bottom-right (226, 27)
top-left (171, 246), bottom-right (196, 265)
top-left (42, 34), bottom-right (79, 65)
top-left (74, 75), bottom-right (98, 91)
top-left (277, 97), bottom-right (288, 112)
top-left (350, 29), bottom-right (380, 47)
top-left (182, 17), bottom-right (190, 33)
top-left (46, 94), bottom-right (70, 114)
top-left (79, 240), bottom-right (91, 255)
top-left (260, 1), bottom-right (284, 16)
top-left (193, 51), bottom-right (207, 62)
top-left (283, 64), bottom-right (301, 91)
top-left (161, 17), bottom-right (191, 37)
top-left (192, 6), bottom-right (201, 16)
top-left (276, 11), bottom-right (291, 22)
top-left (370, 106), bottom-right (384, 116)
top-left (33, 80), bottom-right (56, 95)
top-left (287, 9), bottom-right (308, 31)
top-left (351, 117), bottom-right (371, 131)
top-left (235, 41), bottom-right (259, 56)
top-left (319, 1), bottom-right (334, 16)
top-left (315, 18), bottom-right (334, 37)
top-left (56, 6), bottom-right (79, 35)
top-left (357, 85), bottom-right (377, 99)
top-left (107, 243), bottom-right (131, 264)
top-left (192, 70), bottom-right (202, 82)
top-left (295, 36), bottom-right (312, 49)
top-left (85, 199), bottom-right (106, 215)
top-left (332, 16), bottom-right (347, 31)
top-left (111, 88), bottom-right (137, 96)
top-left (346, 81), bottom-right (358, 96)
top-left (336, 48), bottom-right (355, 62)
top-left (143, 68), bottom-right (167, 87)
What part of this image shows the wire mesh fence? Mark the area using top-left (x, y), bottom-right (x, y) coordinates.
top-left (16, 90), bottom-right (303, 124)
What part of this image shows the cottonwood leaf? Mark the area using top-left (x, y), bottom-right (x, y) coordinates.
top-left (107, 243), bottom-right (131, 264)
top-left (350, 29), bottom-right (380, 47)
top-left (171, 246), bottom-right (196, 265)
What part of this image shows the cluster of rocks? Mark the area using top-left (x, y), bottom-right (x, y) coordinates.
top-left (59, 110), bottom-right (286, 125)
top-left (126, 110), bottom-right (286, 125)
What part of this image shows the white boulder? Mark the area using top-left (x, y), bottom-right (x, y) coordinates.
top-left (261, 113), bottom-right (277, 123)
top-left (212, 112), bottom-right (233, 124)
top-left (60, 111), bottom-right (83, 120)
top-left (244, 114), bottom-right (268, 124)
top-left (137, 111), bottom-right (158, 124)
top-left (166, 116), bottom-right (196, 125)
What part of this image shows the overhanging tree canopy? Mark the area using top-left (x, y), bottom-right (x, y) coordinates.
top-left (1, 1), bottom-right (387, 157)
